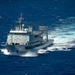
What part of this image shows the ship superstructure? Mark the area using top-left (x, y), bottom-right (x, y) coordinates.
top-left (6, 13), bottom-right (54, 55)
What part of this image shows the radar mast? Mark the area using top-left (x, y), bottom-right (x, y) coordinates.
top-left (18, 13), bottom-right (24, 30)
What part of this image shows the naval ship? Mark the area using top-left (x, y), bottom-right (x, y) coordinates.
top-left (6, 13), bottom-right (54, 55)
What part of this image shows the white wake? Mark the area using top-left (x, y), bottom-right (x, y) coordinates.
top-left (38, 17), bottom-right (75, 54)
top-left (0, 48), bottom-right (37, 57)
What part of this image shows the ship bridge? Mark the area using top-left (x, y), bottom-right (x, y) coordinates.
top-left (10, 29), bottom-right (28, 34)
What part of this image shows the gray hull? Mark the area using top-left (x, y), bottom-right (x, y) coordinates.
top-left (6, 40), bottom-right (53, 55)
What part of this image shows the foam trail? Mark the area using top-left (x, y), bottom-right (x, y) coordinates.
top-left (0, 48), bottom-right (10, 55)
top-left (38, 49), bottom-right (48, 54)
top-left (38, 17), bottom-right (75, 54)
top-left (20, 51), bottom-right (38, 57)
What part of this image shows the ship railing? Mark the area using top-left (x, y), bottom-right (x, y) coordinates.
top-left (6, 42), bottom-right (27, 45)
top-left (41, 39), bottom-right (54, 43)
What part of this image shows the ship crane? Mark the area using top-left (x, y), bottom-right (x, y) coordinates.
top-left (39, 26), bottom-right (48, 41)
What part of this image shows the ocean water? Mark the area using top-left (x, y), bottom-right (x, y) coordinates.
top-left (0, 0), bottom-right (75, 75)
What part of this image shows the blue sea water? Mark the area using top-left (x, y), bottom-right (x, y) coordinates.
top-left (0, 0), bottom-right (75, 75)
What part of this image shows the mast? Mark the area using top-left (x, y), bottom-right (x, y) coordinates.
top-left (18, 13), bottom-right (24, 30)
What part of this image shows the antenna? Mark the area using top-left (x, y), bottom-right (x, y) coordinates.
top-left (17, 13), bottom-right (24, 30)
top-left (18, 12), bottom-right (24, 23)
